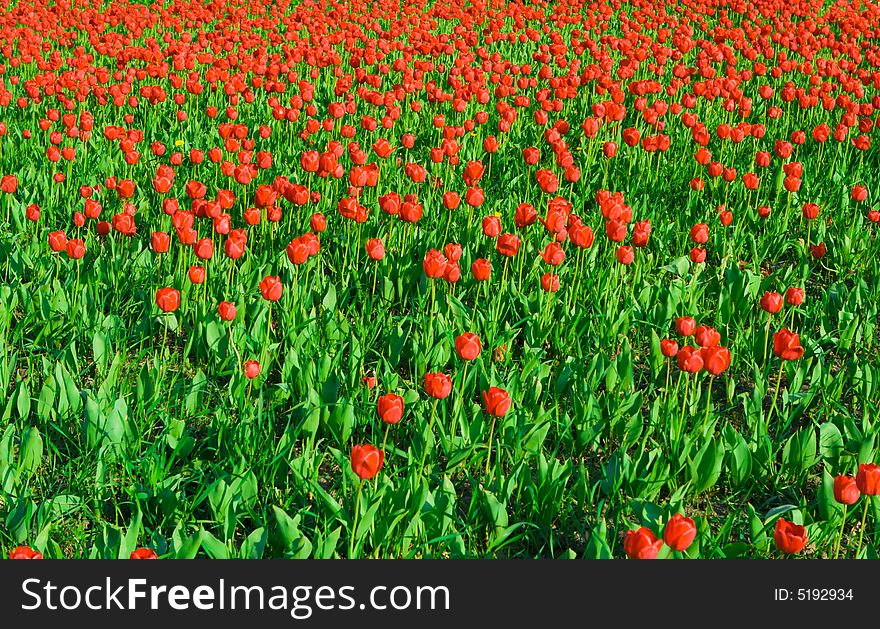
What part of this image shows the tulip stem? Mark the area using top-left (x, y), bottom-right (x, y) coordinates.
top-left (855, 497), bottom-right (870, 558)
top-left (418, 399), bottom-right (439, 473)
top-left (454, 361), bottom-right (469, 438)
top-left (834, 503), bottom-right (848, 559)
top-left (349, 480), bottom-right (364, 559)
top-left (768, 361), bottom-right (785, 428)
top-left (702, 375), bottom-right (715, 435)
top-left (663, 358), bottom-right (671, 407)
top-left (260, 304), bottom-right (272, 378)
top-left (381, 423), bottom-right (390, 456)
top-left (678, 375), bottom-right (690, 447)
top-left (485, 415), bottom-right (497, 479)
top-left (761, 312), bottom-right (772, 370)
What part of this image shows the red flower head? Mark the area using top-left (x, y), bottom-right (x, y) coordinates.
top-left (541, 273), bottom-right (560, 293)
top-left (856, 463), bottom-right (880, 496)
top-left (424, 372), bottom-right (452, 399)
top-left (377, 393), bottom-right (405, 425)
top-left (676, 316), bottom-right (696, 337)
top-left (350, 444), bottom-right (384, 480)
top-left (774, 518), bottom-right (808, 554)
top-left (366, 238), bottom-right (385, 261)
top-left (155, 287), bottom-right (180, 313)
top-left (760, 291), bottom-right (783, 314)
top-left (48, 230), bottom-right (68, 252)
top-left (217, 301), bottom-right (237, 321)
top-left (677, 346), bottom-right (704, 373)
top-left (472, 258), bottom-right (491, 281)
top-left (540, 242), bottom-right (565, 266)
top-left (423, 249), bottom-right (448, 279)
top-left (689, 223), bottom-right (709, 244)
top-left (130, 548), bottom-right (158, 560)
top-left (833, 475), bottom-right (860, 505)
top-left (259, 276), bottom-right (283, 301)
top-left (482, 216), bottom-right (501, 238)
top-left (623, 527), bottom-right (662, 559)
top-left (694, 325), bottom-right (720, 348)
top-left (482, 387), bottom-right (511, 417)
top-left (496, 233), bottom-right (520, 257)
top-left (455, 333), bottom-right (482, 361)
top-left (773, 329), bottom-right (804, 360)
top-left (701, 345), bottom-right (731, 375)
top-left (663, 514), bottom-right (697, 552)
top-left (244, 360), bottom-right (261, 379)
top-left (660, 339), bottom-right (679, 358)
top-left (785, 287), bottom-right (805, 307)
top-left (9, 546), bottom-right (43, 560)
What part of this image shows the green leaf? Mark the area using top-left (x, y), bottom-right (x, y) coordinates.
top-left (17, 427), bottom-right (42, 476)
top-left (688, 439), bottom-right (723, 494)
top-left (15, 380), bottom-right (30, 420)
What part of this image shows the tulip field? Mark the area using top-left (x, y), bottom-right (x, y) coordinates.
top-left (2, 0), bottom-right (880, 561)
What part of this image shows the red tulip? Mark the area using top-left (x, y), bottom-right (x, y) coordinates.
top-left (852, 185), bottom-right (868, 203)
top-left (151, 231), bottom-right (170, 253)
top-left (130, 548), bottom-right (158, 560)
top-left (616, 245), bottom-right (634, 265)
top-left (244, 360), bottom-right (261, 379)
top-left (623, 527), bottom-right (662, 559)
top-left (701, 345), bottom-right (731, 375)
top-left (496, 233), bottom-right (520, 257)
top-left (424, 372), bottom-right (452, 399)
top-left (455, 333), bottom-right (482, 361)
top-left (423, 249), bottom-right (448, 278)
top-left (676, 316), bottom-right (696, 337)
top-left (481, 386), bottom-right (511, 417)
top-left (785, 287), bottom-right (805, 306)
top-left (660, 339), bottom-right (679, 358)
top-left (856, 463), bottom-right (880, 495)
top-left (259, 275), bottom-right (283, 301)
top-left (833, 475), bottom-right (861, 505)
top-left (690, 247), bottom-right (706, 264)
top-left (472, 258), bottom-right (491, 281)
top-left (155, 287), bottom-right (180, 313)
top-left (218, 301), bottom-right (237, 321)
top-left (66, 239), bottom-right (86, 260)
top-left (377, 393), bottom-right (405, 425)
top-left (773, 329), bottom-right (804, 360)
top-left (540, 242), bottom-right (565, 266)
top-left (286, 237), bottom-right (310, 265)
top-left (48, 230), bottom-right (68, 252)
top-left (366, 238), bottom-right (385, 261)
top-left (351, 444), bottom-right (384, 480)
top-left (444, 243), bottom-right (463, 263)
top-left (694, 325), bottom-right (720, 348)
top-left (774, 518), bottom-right (808, 554)
top-left (760, 291), bottom-right (783, 314)
top-left (677, 346), bottom-right (704, 373)
top-left (541, 272), bottom-right (560, 292)
top-left (481, 216), bottom-right (501, 238)
top-left (9, 546), bottom-right (43, 560)
top-left (188, 265), bottom-right (205, 284)
top-left (689, 223), bottom-right (709, 244)
top-left (663, 514), bottom-right (697, 551)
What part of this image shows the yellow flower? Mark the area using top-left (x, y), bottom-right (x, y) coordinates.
top-left (174, 139), bottom-right (184, 147)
